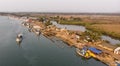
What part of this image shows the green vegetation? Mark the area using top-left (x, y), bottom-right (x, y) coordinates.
top-left (44, 20), bottom-right (52, 26)
top-left (81, 31), bottom-right (101, 42)
top-left (86, 25), bottom-right (120, 40)
top-left (59, 19), bottom-right (91, 26)
top-left (37, 16), bottom-right (52, 26)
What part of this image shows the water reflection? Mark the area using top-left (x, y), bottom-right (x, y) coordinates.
top-left (17, 42), bottom-right (22, 48)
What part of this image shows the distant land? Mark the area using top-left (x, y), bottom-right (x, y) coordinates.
top-left (0, 12), bottom-right (120, 16)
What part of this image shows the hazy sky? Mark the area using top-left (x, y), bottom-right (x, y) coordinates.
top-left (0, 0), bottom-right (120, 13)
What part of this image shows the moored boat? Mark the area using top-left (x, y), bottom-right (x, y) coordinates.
top-left (76, 48), bottom-right (91, 58)
top-left (34, 29), bottom-right (41, 36)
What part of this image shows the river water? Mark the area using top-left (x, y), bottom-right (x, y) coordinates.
top-left (52, 21), bottom-right (120, 45)
top-left (52, 21), bottom-right (86, 32)
top-left (0, 16), bottom-right (107, 66)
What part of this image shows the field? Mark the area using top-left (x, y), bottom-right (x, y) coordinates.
top-left (91, 24), bottom-right (120, 34)
top-left (88, 24), bottom-right (120, 39)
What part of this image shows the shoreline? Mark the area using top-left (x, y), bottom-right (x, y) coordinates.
top-left (9, 15), bottom-right (120, 66)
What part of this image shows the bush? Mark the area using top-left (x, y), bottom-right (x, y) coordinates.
top-left (44, 20), bottom-right (52, 26)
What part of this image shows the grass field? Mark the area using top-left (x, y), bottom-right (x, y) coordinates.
top-left (91, 24), bottom-right (120, 34)
top-left (86, 24), bottom-right (120, 39)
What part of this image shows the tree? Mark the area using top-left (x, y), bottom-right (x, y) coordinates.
top-left (84, 31), bottom-right (101, 42)
top-left (44, 20), bottom-right (52, 26)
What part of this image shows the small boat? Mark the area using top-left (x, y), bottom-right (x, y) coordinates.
top-left (16, 34), bottom-right (23, 43)
top-left (21, 22), bottom-right (25, 26)
top-left (16, 37), bottom-right (22, 43)
top-left (35, 31), bottom-right (40, 35)
top-left (34, 29), bottom-right (41, 35)
top-left (18, 34), bottom-right (23, 38)
top-left (76, 48), bottom-right (91, 58)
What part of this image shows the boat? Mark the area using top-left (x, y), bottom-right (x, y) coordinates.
top-left (34, 29), bottom-right (41, 35)
top-left (76, 48), bottom-right (91, 58)
top-left (35, 31), bottom-right (40, 35)
top-left (76, 48), bottom-right (85, 57)
top-left (16, 34), bottom-right (23, 43)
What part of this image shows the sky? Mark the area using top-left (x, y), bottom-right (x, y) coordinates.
top-left (0, 0), bottom-right (120, 13)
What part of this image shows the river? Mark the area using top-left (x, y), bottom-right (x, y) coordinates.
top-left (52, 21), bottom-right (120, 45)
top-left (0, 16), bottom-right (107, 66)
